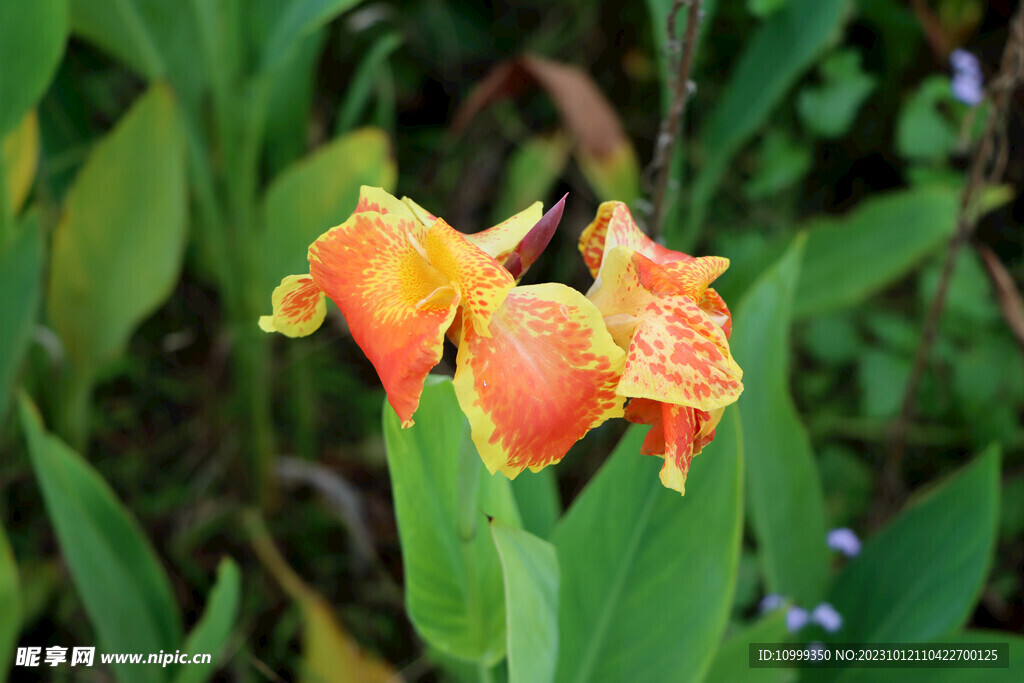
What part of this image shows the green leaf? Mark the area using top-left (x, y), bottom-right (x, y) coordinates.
top-left (797, 49), bottom-right (877, 139)
top-left (260, 0), bottom-right (364, 75)
top-left (173, 559), bottom-right (241, 683)
top-left (896, 76), bottom-right (960, 162)
top-left (0, 0), bottom-right (68, 135)
top-left (732, 235), bottom-right (830, 605)
top-left (336, 31), bottom-right (404, 135)
top-left (686, 0), bottom-right (849, 238)
top-left (0, 519), bottom-right (20, 680)
top-left (2, 110), bottom-right (40, 215)
top-left (47, 82), bottom-right (187, 379)
top-left (747, 0), bottom-right (788, 18)
top-left (510, 468), bottom-right (561, 540)
top-left (69, 0), bottom-right (206, 110)
top-left (743, 129), bottom-right (812, 199)
top-left (493, 134), bottom-right (571, 225)
top-left (552, 410), bottom-right (743, 683)
top-left (0, 216), bottom-right (42, 425)
top-left (18, 395), bottom-right (180, 683)
top-left (841, 631), bottom-right (1024, 682)
top-left (828, 446), bottom-right (1000, 644)
top-left (795, 187), bottom-right (960, 317)
top-left (491, 520), bottom-right (559, 683)
top-left (705, 612), bottom-right (790, 683)
top-left (382, 376), bottom-right (509, 663)
top-left (259, 127), bottom-right (396, 297)
top-left (264, 27), bottom-right (328, 176)
top-left (857, 349), bottom-right (912, 419)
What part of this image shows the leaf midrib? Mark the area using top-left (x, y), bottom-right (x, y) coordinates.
top-left (569, 477), bottom-right (661, 683)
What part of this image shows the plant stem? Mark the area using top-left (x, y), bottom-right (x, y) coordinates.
top-left (647, 0), bottom-right (704, 240)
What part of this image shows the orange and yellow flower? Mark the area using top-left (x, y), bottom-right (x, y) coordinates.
top-left (260, 187), bottom-right (625, 478)
top-left (580, 201), bottom-right (743, 494)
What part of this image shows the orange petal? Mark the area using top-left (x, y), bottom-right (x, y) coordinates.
top-left (309, 211), bottom-right (458, 426)
top-left (424, 218), bottom-right (515, 337)
top-left (258, 274), bottom-right (327, 338)
top-left (453, 283), bottom-right (626, 477)
top-left (462, 202), bottom-right (543, 262)
top-left (618, 295), bottom-right (743, 411)
top-left (578, 201), bottom-right (688, 277)
top-left (634, 254), bottom-right (730, 301)
top-left (623, 397), bottom-right (666, 456)
top-left (625, 399), bottom-right (723, 494)
top-left (355, 186), bottom-right (417, 219)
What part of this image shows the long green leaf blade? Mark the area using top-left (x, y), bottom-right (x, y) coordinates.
top-left (796, 187), bottom-right (960, 317)
top-left (491, 520), bottom-right (559, 683)
top-left (0, 216), bottom-right (42, 424)
top-left (552, 410), bottom-right (743, 683)
top-left (685, 0), bottom-right (848, 238)
top-left (382, 376), bottom-right (509, 663)
top-left (732, 235), bottom-right (830, 605)
top-left (0, 519), bottom-right (20, 680)
top-left (172, 559), bottom-right (241, 683)
top-left (47, 82), bottom-right (187, 381)
top-left (18, 395), bottom-right (180, 683)
top-left (828, 447), bottom-right (1000, 644)
top-left (0, 0), bottom-right (68, 135)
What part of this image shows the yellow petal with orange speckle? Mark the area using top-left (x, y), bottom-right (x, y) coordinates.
top-left (463, 202), bottom-right (543, 261)
top-left (424, 218), bottom-right (515, 337)
top-left (355, 186), bottom-right (417, 219)
top-left (401, 196), bottom-right (438, 226)
top-left (308, 211), bottom-right (458, 427)
top-left (453, 283), bottom-right (626, 478)
top-left (578, 201), bottom-right (688, 277)
top-left (618, 295), bottom-right (742, 411)
top-left (259, 274), bottom-right (327, 338)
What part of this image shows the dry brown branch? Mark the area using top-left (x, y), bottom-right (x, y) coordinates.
top-left (644, 0), bottom-right (704, 239)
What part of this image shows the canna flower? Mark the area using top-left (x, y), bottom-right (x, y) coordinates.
top-left (260, 187), bottom-right (625, 477)
top-left (579, 202), bottom-right (743, 494)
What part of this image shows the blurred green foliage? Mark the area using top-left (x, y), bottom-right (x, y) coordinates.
top-left (1, 0), bottom-right (1023, 680)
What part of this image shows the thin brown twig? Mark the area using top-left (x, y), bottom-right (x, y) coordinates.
top-left (877, 5), bottom-right (1024, 526)
top-left (645, 0), bottom-right (704, 239)
top-left (977, 243), bottom-right (1024, 357)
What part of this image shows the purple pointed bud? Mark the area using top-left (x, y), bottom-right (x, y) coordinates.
top-left (950, 50), bottom-right (984, 106)
top-left (786, 606), bottom-right (809, 633)
top-left (826, 528), bottom-right (861, 557)
top-left (811, 603), bottom-right (843, 633)
top-left (503, 193), bottom-right (567, 279)
top-left (759, 594), bottom-right (785, 614)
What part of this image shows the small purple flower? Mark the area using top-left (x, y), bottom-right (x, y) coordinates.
top-left (827, 528), bottom-right (862, 557)
top-left (759, 594), bottom-right (785, 614)
top-left (786, 606), bottom-right (810, 633)
top-left (811, 602), bottom-right (844, 633)
top-left (950, 49), bottom-right (984, 106)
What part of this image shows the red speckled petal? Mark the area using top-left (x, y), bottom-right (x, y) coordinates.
top-left (699, 287), bottom-right (732, 339)
top-left (623, 397), bottom-right (666, 456)
top-left (424, 218), bottom-right (515, 337)
top-left (308, 211), bottom-right (458, 427)
top-left (578, 201), bottom-right (689, 277)
top-left (355, 186), bottom-right (418, 219)
top-left (625, 399), bottom-right (723, 494)
top-left (453, 283), bottom-right (626, 477)
top-left (463, 202), bottom-right (543, 262)
top-left (258, 274), bottom-right (327, 338)
top-left (633, 253), bottom-right (730, 301)
top-left (618, 295), bottom-right (743, 411)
